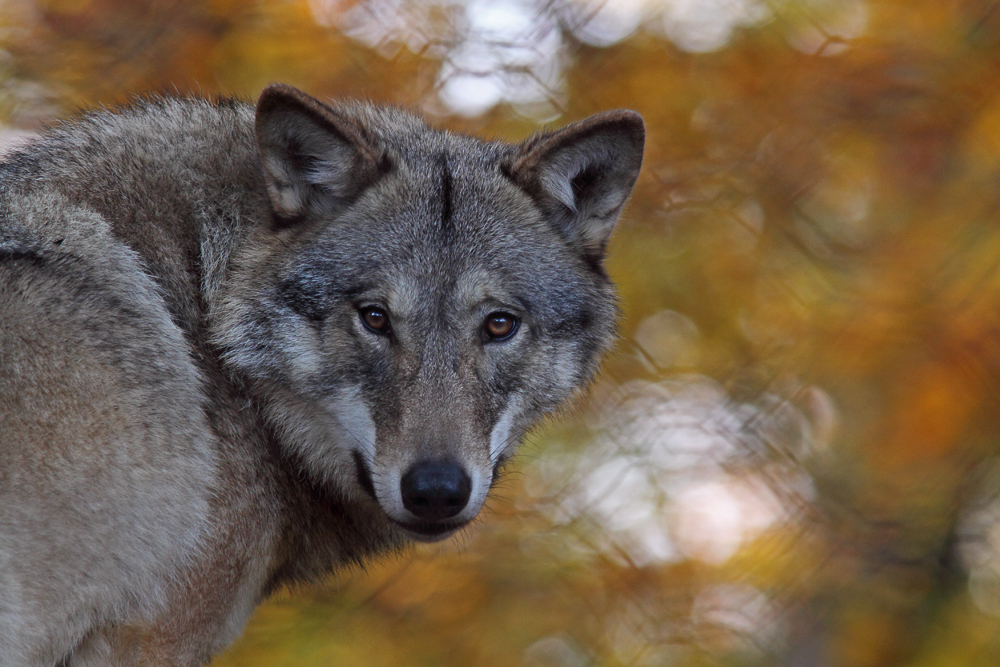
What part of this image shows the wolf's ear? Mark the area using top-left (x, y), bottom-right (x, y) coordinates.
top-left (255, 84), bottom-right (386, 222)
top-left (508, 110), bottom-right (644, 258)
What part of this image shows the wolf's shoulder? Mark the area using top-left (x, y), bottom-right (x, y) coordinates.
top-left (67, 93), bottom-right (256, 140)
top-left (0, 95), bottom-right (256, 183)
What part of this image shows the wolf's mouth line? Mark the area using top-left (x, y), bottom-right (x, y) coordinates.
top-left (388, 517), bottom-right (467, 536)
top-left (350, 450), bottom-right (377, 501)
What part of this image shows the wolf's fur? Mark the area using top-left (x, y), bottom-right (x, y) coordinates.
top-left (0, 84), bottom-right (643, 665)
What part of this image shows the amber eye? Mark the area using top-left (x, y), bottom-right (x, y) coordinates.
top-left (360, 307), bottom-right (390, 334)
top-left (483, 312), bottom-right (518, 342)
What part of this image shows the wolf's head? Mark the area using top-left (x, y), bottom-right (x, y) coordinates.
top-left (214, 84), bottom-right (643, 541)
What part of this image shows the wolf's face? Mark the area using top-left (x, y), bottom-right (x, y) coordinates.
top-left (215, 85), bottom-right (643, 541)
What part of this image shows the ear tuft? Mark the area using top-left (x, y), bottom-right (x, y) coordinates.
top-left (509, 110), bottom-right (644, 257)
top-left (255, 84), bottom-right (386, 222)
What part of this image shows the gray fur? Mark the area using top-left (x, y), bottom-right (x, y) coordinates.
top-left (0, 84), bottom-right (643, 665)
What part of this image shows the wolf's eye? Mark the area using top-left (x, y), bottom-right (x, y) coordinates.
top-left (483, 312), bottom-right (518, 342)
top-left (360, 307), bottom-right (391, 334)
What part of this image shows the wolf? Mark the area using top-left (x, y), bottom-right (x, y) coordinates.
top-left (0, 83), bottom-right (644, 665)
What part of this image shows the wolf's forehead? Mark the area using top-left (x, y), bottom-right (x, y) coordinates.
top-left (360, 152), bottom-right (539, 250)
top-left (393, 146), bottom-right (541, 235)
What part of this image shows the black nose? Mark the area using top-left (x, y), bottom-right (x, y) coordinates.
top-left (400, 459), bottom-right (471, 521)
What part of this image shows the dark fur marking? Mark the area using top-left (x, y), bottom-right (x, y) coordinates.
top-left (270, 208), bottom-right (307, 230)
top-left (278, 276), bottom-right (326, 324)
top-left (552, 307), bottom-right (595, 338)
top-left (581, 250), bottom-right (608, 278)
top-left (341, 282), bottom-right (376, 303)
top-left (491, 453), bottom-right (510, 488)
top-left (438, 151), bottom-right (452, 231)
top-left (0, 151), bottom-right (38, 180)
top-left (351, 450), bottom-right (377, 501)
top-left (0, 245), bottom-right (44, 265)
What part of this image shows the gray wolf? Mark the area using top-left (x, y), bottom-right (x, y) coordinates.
top-left (0, 84), bottom-right (644, 665)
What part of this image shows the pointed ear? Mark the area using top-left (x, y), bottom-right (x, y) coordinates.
top-left (255, 84), bottom-right (386, 222)
top-left (508, 110), bottom-right (644, 257)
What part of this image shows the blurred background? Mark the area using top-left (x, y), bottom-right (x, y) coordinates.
top-left (6, 0), bottom-right (1000, 664)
